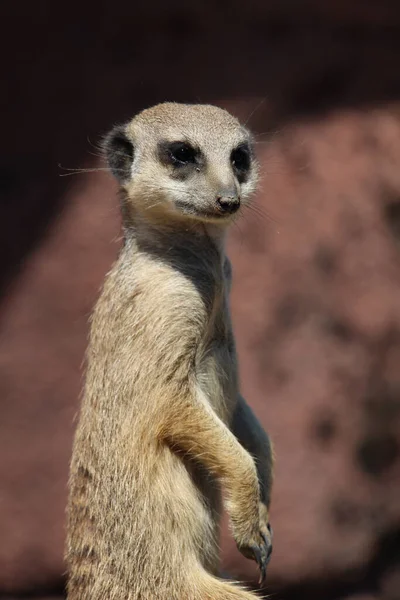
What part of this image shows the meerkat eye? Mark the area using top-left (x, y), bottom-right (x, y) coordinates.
top-left (231, 144), bottom-right (251, 178)
top-left (168, 142), bottom-right (197, 166)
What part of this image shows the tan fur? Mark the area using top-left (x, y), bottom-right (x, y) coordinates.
top-left (66, 103), bottom-right (274, 599)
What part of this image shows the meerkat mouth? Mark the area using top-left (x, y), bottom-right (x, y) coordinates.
top-left (174, 201), bottom-right (238, 222)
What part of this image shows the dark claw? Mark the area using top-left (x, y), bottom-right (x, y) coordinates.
top-left (251, 544), bottom-right (263, 569)
top-left (261, 531), bottom-right (272, 564)
top-left (258, 557), bottom-right (267, 587)
top-left (250, 544), bottom-right (268, 586)
top-left (267, 544), bottom-right (272, 561)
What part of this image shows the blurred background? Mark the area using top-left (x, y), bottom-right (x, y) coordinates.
top-left (1, 1), bottom-right (400, 599)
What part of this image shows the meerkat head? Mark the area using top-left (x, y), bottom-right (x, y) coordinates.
top-left (104, 103), bottom-right (259, 226)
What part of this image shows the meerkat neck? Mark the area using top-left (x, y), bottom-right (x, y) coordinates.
top-left (122, 208), bottom-right (228, 262)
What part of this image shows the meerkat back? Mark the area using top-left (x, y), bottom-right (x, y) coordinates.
top-left (66, 103), bottom-right (274, 600)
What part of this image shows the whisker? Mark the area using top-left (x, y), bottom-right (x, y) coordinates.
top-left (249, 204), bottom-right (279, 225)
top-left (257, 165), bottom-right (288, 177)
top-left (87, 135), bottom-right (106, 155)
top-left (58, 163), bottom-right (131, 177)
top-left (87, 150), bottom-right (106, 160)
top-left (231, 217), bottom-right (246, 250)
top-left (58, 163), bottom-right (114, 175)
top-left (253, 128), bottom-right (285, 139)
top-left (244, 202), bottom-right (280, 226)
top-left (244, 97), bottom-right (267, 127)
top-left (253, 139), bottom-right (282, 146)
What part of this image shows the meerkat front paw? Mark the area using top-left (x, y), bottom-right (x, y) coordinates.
top-left (232, 505), bottom-right (273, 586)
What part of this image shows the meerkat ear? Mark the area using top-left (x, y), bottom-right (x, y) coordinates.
top-left (103, 124), bottom-right (135, 183)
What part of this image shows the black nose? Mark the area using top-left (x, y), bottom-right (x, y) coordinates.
top-left (216, 195), bottom-right (240, 214)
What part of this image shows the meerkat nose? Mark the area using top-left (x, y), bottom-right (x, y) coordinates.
top-left (216, 192), bottom-right (241, 214)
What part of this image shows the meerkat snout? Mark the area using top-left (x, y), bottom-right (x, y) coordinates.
top-left (215, 189), bottom-right (241, 214)
top-left (103, 103), bottom-right (259, 226)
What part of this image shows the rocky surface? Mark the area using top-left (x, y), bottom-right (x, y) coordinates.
top-left (1, 1), bottom-right (400, 598)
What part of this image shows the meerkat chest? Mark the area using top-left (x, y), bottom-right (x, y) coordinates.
top-left (130, 252), bottom-right (238, 418)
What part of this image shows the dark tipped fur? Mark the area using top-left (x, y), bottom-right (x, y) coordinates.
top-left (103, 124), bottom-right (134, 183)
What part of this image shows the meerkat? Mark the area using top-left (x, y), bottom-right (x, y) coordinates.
top-left (66, 102), bottom-right (274, 600)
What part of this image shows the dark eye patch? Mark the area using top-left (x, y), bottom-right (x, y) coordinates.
top-left (168, 142), bottom-right (197, 165)
top-left (231, 143), bottom-right (252, 183)
top-left (158, 140), bottom-right (201, 173)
